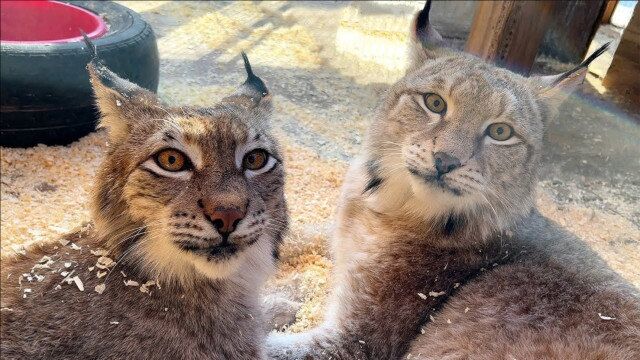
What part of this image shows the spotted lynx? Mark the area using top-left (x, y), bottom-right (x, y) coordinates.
top-left (1, 45), bottom-right (287, 359)
top-left (267, 2), bottom-right (639, 359)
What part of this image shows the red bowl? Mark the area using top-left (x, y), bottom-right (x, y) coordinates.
top-left (0, 0), bottom-right (107, 44)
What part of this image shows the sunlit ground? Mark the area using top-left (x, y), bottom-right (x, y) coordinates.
top-left (1, 1), bottom-right (638, 331)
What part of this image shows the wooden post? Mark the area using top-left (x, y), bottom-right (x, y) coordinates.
top-left (465, 1), bottom-right (556, 75)
top-left (541, 0), bottom-right (607, 63)
top-left (601, 0), bottom-right (619, 24)
top-left (603, 5), bottom-right (640, 110)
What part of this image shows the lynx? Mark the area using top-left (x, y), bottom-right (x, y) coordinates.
top-left (1, 46), bottom-right (287, 359)
top-left (267, 2), bottom-right (639, 359)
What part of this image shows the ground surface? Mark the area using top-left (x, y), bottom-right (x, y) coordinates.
top-left (1, 1), bottom-right (639, 332)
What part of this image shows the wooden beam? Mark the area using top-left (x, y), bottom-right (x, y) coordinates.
top-left (603, 4), bottom-right (640, 111)
top-left (540, 0), bottom-right (607, 63)
top-left (601, 0), bottom-right (619, 24)
top-left (465, 1), bottom-right (555, 75)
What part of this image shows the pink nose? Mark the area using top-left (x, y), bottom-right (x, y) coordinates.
top-left (208, 207), bottom-right (246, 235)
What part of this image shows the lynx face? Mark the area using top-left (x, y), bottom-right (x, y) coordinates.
top-left (364, 8), bottom-right (605, 233)
top-left (90, 55), bottom-right (287, 282)
top-left (371, 57), bottom-right (543, 224)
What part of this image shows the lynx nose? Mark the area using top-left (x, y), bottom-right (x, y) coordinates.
top-left (208, 207), bottom-right (246, 235)
top-left (199, 198), bottom-right (247, 236)
top-left (434, 152), bottom-right (461, 176)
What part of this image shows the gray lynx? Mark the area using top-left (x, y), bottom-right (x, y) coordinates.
top-left (267, 2), bottom-right (640, 359)
top-left (1, 46), bottom-right (287, 359)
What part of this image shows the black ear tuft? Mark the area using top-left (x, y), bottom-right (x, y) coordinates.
top-left (581, 42), bottom-right (611, 68)
top-left (411, 0), bottom-right (443, 55)
top-left (80, 30), bottom-right (98, 62)
top-left (552, 42), bottom-right (610, 86)
top-left (415, 0), bottom-right (433, 38)
top-left (241, 51), bottom-right (268, 97)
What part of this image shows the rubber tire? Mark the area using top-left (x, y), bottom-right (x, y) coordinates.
top-left (0, 1), bottom-right (159, 148)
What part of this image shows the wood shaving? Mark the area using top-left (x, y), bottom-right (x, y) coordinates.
top-left (90, 249), bottom-right (108, 257)
top-left (139, 280), bottom-right (156, 294)
top-left (464, 307), bottom-right (470, 313)
top-left (598, 313), bottom-right (616, 320)
top-left (96, 271), bottom-right (107, 279)
top-left (417, 292), bottom-right (427, 300)
top-left (120, 271), bottom-right (127, 277)
top-left (88, 266), bottom-right (94, 271)
top-left (110, 321), bottom-right (119, 325)
top-left (49, 225), bottom-right (68, 233)
top-left (31, 259), bottom-right (54, 271)
top-left (72, 276), bottom-right (84, 291)
top-left (94, 284), bottom-right (106, 294)
top-left (61, 270), bottom-right (76, 285)
top-left (58, 239), bottom-right (70, 246)
top-left (124, 280), bottom-right (139, 287)
top-left (95, 256), bottom-right (115, 269)
top-left (11, 245), bottom-right (26, 255)
top-left (64, 262), bottom-right (72, 268)
top-left (70, 243), bottom-right (81, 251)
top-left (429, 291), bottom-right (446, 298)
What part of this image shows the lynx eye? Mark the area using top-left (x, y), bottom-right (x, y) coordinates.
top-left (487, 123), bottom-right (514, 141)
top-left (424, 93), bottom-right (446, 114)
top-left (155, 149), bottom-right (188, 172)
top-left (242, 149), bottom-right (269, 171)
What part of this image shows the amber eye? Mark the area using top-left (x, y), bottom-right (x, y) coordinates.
top-left (424, 93), bottom-right (447, 114)
top-left (487, 123), bottom-right (514, 141)
top-left (155, 149), bottom-right (188, 172)
top-left (242, 149), bottom-right (269, 171)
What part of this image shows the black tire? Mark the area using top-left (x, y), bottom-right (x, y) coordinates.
top-left (0, 1), bottom-right (159, 148)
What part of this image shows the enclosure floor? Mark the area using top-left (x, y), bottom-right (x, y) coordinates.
top-left (1, 1), bottom-right (638, 332)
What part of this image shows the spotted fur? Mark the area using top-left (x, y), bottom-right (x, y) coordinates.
top-left (1, 54), bottom-right (287, 359)
top-left (266, 2), bottom-right (639, 359)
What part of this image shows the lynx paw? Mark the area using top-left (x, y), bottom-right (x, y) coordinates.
top-left (262, 293), bottom-right (303, 331)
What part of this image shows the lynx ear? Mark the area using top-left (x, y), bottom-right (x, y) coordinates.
top-left (532, 42), bottom-right (610, 109)
top-left (221, 52), bottom-right (271, 112)
top-left (83, 34), bottom-right (160, 143)
top-left (408, 0), bottom-right (445, 72)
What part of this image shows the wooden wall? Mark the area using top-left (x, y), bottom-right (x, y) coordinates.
top-left (603, 5), bottom-right (640, 110)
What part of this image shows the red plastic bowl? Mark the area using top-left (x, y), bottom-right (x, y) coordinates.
top-left (0, 0), bottom-right (107, 44)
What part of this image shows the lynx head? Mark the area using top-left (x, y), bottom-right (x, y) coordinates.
top-left (89, 52), bottom-right (287, 284)
top-left (363, 1), bottom-right (608, 238)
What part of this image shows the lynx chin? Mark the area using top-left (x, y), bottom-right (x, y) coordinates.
top-left (266, 1), bottom-right (639, 359)
top-left (1, 42), bottom-right (287, 359)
